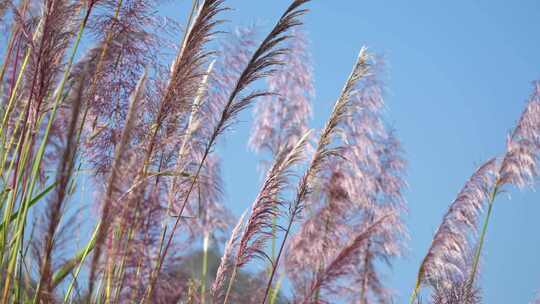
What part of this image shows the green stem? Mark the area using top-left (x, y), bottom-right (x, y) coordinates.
top-left (271, 211), bottom-right (276, 263)
top-left (1, 3), bottom-right (93, 302)
top-left (269, 274), bottom-right (283, 304)
top-left (0, 14), bottom-right (42, 134)
top-left (268, 204), bottom-right (277, 298)
top-left (222, 264), bottom-right (238, 304)
top-left (63, 222), bottom-right (100, 303)
top-left (469, 185), bottom-right (498, 286)
top-left (201, 232), bottom-right (209, 304)
top-left (408, 277), bottom-right (421, 304)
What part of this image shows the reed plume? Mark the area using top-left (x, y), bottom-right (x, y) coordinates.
top-left (82, 0), bottom-right (167, 175)
top-left (354, 130), bottom-right (407, 304)
top-left (211, 211), bottom-right (246, 303)
top-left (262, 47), bottom-right (372, 304)
top-left (88, 0), bottom-right (231, 296)
top-left (287, 130), bottom-right (407, 304)
top-left (34, 69), bottom-right (85, 303)
top-left (430, 281), bottom-right (481, 304)
top-left (148, 1), bottom-right (311, 297)
top-left (300, 215), bottom-right (392, 304)
top-left (411, 82), bottom-right (540, 302)
top-left (468, 82), bottom-right (540, 286)
top-left (88, 70), bottom-right (147, 296)
top-left (284, 56), bottom-right (407, 304)
top-left (24, 0), bottom-right (79, 126)
top-left (498, 82), bottom-right (540, 189)
top-left (339, 59), bottom-right (407, 303)
top-left (411, 159), bottom-right (497, 300)
top-left (247, 26), bottom-right (314, 298)
top-left (222, 130), bottom-right (310, 303)
top-left (237, 132), bottom-right (310, 266)
top-left (285, 169), bottom-right (352, 291)
top-left (6, 0), bottom-right (79, 190)
top-left (249, 28), bottom-right (314, 157)
top-left (141, 0), bottom-right (227, 174)
top-left (0, 1), bottom-right (537, 303)
top-left (167, 25), bottom-right (256, 224)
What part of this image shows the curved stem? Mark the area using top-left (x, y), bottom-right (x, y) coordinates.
top-left (222, 263), bottom-right (238, 304)
top-left (63, 222), bottom-right (100, 303)
top-left (269, 274), bottom-right (283, 304)
top-left (143, 149), bottom-right (208, 302)
top-left (1, 4), bottom-right (93, 301)
top-left (469, 185), bottom-right (498, 285)
top-left (262, 216), bottom-right (293, 304)
top-left (408, 278), bottom-right (421, 304)
top-left (201, 232), bottom-right (210, 304)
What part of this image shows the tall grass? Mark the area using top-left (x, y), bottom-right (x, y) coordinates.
top-left (0, 0), bottom-right (538, 303)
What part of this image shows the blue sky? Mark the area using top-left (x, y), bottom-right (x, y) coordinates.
top-left (167, 1), bottom-right (540, 302)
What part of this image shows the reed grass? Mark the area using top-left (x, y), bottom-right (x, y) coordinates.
top-left (0, 0), bottom-right (537, 303)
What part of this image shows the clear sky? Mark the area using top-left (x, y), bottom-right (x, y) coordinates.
top-left (168, 1), bottom-right (540, 302)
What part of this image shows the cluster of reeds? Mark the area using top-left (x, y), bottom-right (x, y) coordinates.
top-left (0, 0), bottom-right (538, 303)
